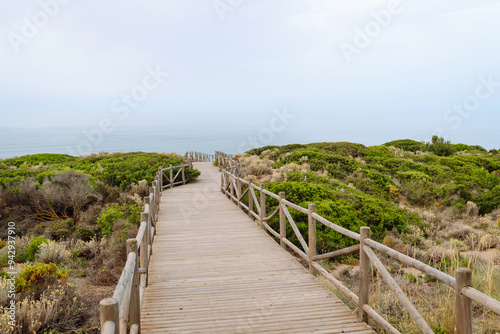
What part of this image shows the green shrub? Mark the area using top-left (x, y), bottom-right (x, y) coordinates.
top-left (15, 262), bottom-right (68, 296)
top-left (27, 236), bottom-right (49, 261)
top-left (97, 202), bottom-right (141, 236)
top-left (383, 139), bottom-right (425, 152)
top-left (429, 136), bottom-right (455, 157)
top-left (474, 186), bottom-right (500, 215)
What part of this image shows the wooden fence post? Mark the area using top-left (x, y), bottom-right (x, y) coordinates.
top-left (279, 192), bottom-right (286, 249)
top-left (248, 182), bottom-right (253, 218)
top-left (308, 203), bottom-right (317, 276)
top-left (260, 183), bottom-right (266, 229)
top-left (169, 164), bottom-right (173, 188)
top-left (158, 167), bottom-right (163, 195)
top-left (127, 239), bottom-right (141, 333)
top-left (359, 227), bottom-right (371, 323)
top-left (100, 298), bottom-right (119, 334)
top-left (149, 187), bottom-right (155, 223)
top-left (182, 165), bottom-right (186, 185)
top-left (456, 268), bottom-right (472, 334)
top-left (230, 173), bottom-right (235, 201)
top-left (141, 212), bottom-right (149, 287)
top-left (237, 177), bottom-right (242, 208)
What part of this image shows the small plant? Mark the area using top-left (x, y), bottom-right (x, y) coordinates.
top-left (27, 236), bottom-right (49, 261)
top-left (15, 263), bottom-right (68, 295)
top-left (36, 241), bottom-right (71, 264)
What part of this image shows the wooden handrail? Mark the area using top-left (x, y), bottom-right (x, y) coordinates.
top-left (215, 151), bottom-right (500, 334)
top-left (161, 163), bottom-right (192, 190)
top-left (100, 156), bottom-right (197, 334)
top-left (184, 151), bottom-right (215, 162)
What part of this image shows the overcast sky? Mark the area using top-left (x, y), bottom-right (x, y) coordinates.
top-left (1, 0), bottom-right (499, 150)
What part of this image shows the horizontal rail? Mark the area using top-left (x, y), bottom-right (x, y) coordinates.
top-left (312, 212), bottom-right (361, 241)
top-left (282, 238), bottom-right (308, 261)
top-left (135, 222), bottom-right (147, 248)
top-left (313, 244), bottom-right (360, 261)
top-left (112, 252), bottom-right (136, 308)
top-left (262, 221), bottom-right (280, 239)
top-left (362, 304), bottom-right (401, 334)
top-left (262, 188), bottom-right (280, 200)
top-left (311, 262), bottom-right (359, 305)
top-left (215, 151), bottom-right (500, 332)
top-left (363, 238), bottom-right (456, 288)
top-left (462, 287), bottom-right (500, 315)
top-left (281, 199), bottom-right (309, 214)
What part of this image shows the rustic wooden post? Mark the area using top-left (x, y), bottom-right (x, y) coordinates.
top-left (100, 298), bottom-right (119, 334)
top-left (260, 183), bottom-right (266, 229)
top-left (248, 182), bottom-right (253, 218)
top-left (149, 187), bottom-right (155, 223)
top-left (237, 177), bottom-right (242, 208)
top-left (223, 171), bottom-right (228, 196)
top-left (279, 192), bottom-right (286, 248)
top-left (158, 167), bottom-right (163, 195)
top-left (230, 173), bottom-right (235, 201)
top-left (140, 212), bottom-right (149, 286)
top-left (182, 165), bottom-right (186, 185)
top-left (127, 239), bottom-right (141, 333)
top-left (359, 227), bottom-right (371, 323)
top-left (456, 268), bottom-right (472, 334)
top-left (169, 164), bottom-right (173, 188)
top-left (308, 203), bottom-right (317, 276)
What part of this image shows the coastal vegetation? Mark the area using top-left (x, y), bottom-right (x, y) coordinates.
top-left (0, 152), bottom-right (200, 333)
top-left (233, 138), bottom-right (500, 333)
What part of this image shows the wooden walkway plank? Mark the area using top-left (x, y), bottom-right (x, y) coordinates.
top-left (141, 162), bottom-right (374, 334)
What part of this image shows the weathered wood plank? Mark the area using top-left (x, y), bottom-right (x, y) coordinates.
top-left (140, 162), bottom-right (375, 334)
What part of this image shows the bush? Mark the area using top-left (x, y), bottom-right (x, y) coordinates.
top-left (384, 139), bottom-right (425, 152)
top-left (429, 136), bottom-right (455, 157)
top-left (97, 202), bottom-right (142, 236)
top-left (27, 236), bottom-right (49, 262)
top-left (36, 241), bottom-right (71, 264)
top-left (15, 263), bottom-right (68, 296)
top-left (0, 282), bottom-right (82, 334)
top-left (474, 186), bottom-right (500, 215)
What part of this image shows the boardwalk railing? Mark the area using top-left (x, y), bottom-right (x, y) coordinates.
top-left (185, 151), bottom-right (215, 162)
top-left (161, 162), bottom-right (194, 190)
top-left (99, 163), bottom-right (192, 334)
top-left (215, 152), bottom-right (500, 334)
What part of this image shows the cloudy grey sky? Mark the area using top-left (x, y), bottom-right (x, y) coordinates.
top-left (1, 0), bottom-right (499, 153)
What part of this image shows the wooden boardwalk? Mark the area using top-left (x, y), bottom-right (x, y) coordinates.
top-left (141, 162), bottom-right (375, 334)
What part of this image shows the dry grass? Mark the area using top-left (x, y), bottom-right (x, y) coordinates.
top-left (324, 244), bottom-right (500, 333)
top-left (0, 282), bottom-right (85, 334)
top-left (36, 240), bottom-right (71, 264)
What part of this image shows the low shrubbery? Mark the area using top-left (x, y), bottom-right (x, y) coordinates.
top-left (0, 151), bottom-right (201, 333)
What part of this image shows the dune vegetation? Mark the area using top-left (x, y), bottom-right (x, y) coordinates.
top-left (0, 152), bottom-right (200, 333)
top-left (233, 138), bottom-right (500, 333)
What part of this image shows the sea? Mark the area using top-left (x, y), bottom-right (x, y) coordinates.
top-left (0, 117), bottom-right (437, 159)
top-left (0, 124), bottom-right (313, 159)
